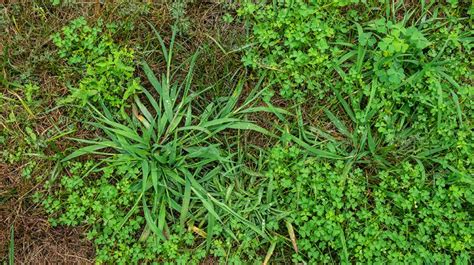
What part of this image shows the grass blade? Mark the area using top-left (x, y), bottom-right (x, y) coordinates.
top-left (339, 225), bottom-right (349, 264)
top-left (286, 133), bottom-right (343, 159)
top-left (143, 199), bottom-right (165, 241)
top-left (224, 122), bottom-right (273, 136)
top-left (206, 214), bottom-right (215, 251)
top-left (134, 95), bottom-right (154, 126)
top-left (147, 20), bottom-right (168, 63)
top-left (221, 79), bottom-right (244, 116)
top-left (62, 144), bottom-right (113, 162)
top-left (334, 90), bottom-right (356, 123)
top-left (286, 221), bottom-right (298, 253)
top-left (157, 199), bottom-right (167, 240)
top-left (185, 172), bottom-right (221, 222)
top-left (142, 61), bottom-right (163, 95)
top-left (9, 225), bottom-right (14, 265)
top-left (208, 194), bottom-right (266, 238)
top-left (150, 163), bottom-right (159, 194)
top-left (451, 91), bottom-right (463, 127)
top-left (180, 178), bottom-right (191, 228)
top-left (324, 109), bottom-right (352, 139)
top-left (263, 240), bottom-right (277, 265)
top-left (201, 118), bottom-right (242, 128)
top-left (161, 78), bottom-right (174, 123)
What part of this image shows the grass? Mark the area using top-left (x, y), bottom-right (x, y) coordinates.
top-left (1, 0), bottom-right (472, 264)
top-left (58, 28), bottom-right (280, 250)
top-left (9, 225), bottom-right (13, 265)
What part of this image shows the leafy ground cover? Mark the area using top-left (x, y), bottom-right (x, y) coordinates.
top-left (1, 1), bottom-right (472, 264)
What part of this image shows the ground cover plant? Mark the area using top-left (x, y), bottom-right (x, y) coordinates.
top-left (52, 16), bottom-right (140, 110)
top-left (1, 0), bottom-right (473, 264)
top-left (266, 145), bottom-right (472, 263)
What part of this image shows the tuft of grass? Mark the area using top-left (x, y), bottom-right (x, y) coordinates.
top-left (50, 27), bottom-right (286, 262)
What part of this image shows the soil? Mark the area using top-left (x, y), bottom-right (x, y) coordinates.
top-left (0, 162), bottom-right (94, 264)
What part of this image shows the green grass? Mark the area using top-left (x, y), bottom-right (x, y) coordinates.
top-left (1, 0), bottom-right (473, 264)
top-left (53, 28), bottom-right (282, 262)
top-left (9, 225), bottom-right (14, 265)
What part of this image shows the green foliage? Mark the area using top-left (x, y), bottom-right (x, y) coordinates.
top-left (43, 28), bottom-right (283, 263)
top-left (23, 83), bottom-right (40, 103)
top-left (349, 18), bottom-right (473, 146)
top-left (53, 17), bottom-right (140, 109)
top-left (39, 161), bottom-right (205, 264)
top-left (331, 14), bottom-right (473, 179)
top-left (1, 118), bottom-right (46, 165)
top-left (241, 0), bottom-right (473, 170)
top-left (266, 145), bottom-right (473, 263)
top-left (169, 0), bottom-right (194, 34)
top-left (222, 13), bottom-right (234, 24)
top-left (25, 1), bottom-right (473, 264)
top-left (238, 1), bottom-right (352, 99)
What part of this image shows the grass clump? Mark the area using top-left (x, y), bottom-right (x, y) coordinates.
top-left (40, 29), bottom-right (279, 263)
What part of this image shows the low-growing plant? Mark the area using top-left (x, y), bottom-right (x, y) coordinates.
top-left (238, 1), bottom-right (353, 100)
top-left (38, 160), bottom-right (207, 263)
top-left (265, 145), bottom-right (473, 263)
top-left (53, 17), bottom-right (140, 109)
top-left (169, 0), bottom-right (194, 35)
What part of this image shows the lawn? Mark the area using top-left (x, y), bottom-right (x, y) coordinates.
top-left (1, 1), bottom-right (472, 264)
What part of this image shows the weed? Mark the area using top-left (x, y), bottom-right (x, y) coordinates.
top-left (42, 28), bottom-right (283, 263)
top-left (53, 17), bottom-right (140, 110)
top-left (265, 145), bottom-right (473, 263)
top-left (4, 1), bottom-right (472, 263)
top-left (169, 0), bottom-right (194, 35)
top-left (238, 1), bottom-right (352, 100)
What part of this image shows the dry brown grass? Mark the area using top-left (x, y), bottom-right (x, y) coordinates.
top-left (0, 161), bottom-right (94, 264)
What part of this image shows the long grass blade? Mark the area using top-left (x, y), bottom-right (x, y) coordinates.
top-left (9, 225), bottom-right (14, 265)
top-left (263, 240), bottom-right (277, 265)
top-left (62, 144), bottom-right (114, 162)
top-left (286, 133), bottom-right (343, 159)
top-left (324, 109), bottom-right (352, 139)
top-left (180, 178), bottom-right (191, 228)
top-left (286, 221), bottom-right (298, 253)
top-left (206, 214), bottom-right (215, 251)
top-left (224, 122), bottom-right (273, 136)
top-left (451, 91), bottom-right (463, 127)
top-left (142, 61), bottom-right (163, 95)
top-left (146, 20), bottom-right (169, 63)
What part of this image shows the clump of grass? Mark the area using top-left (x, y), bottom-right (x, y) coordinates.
top-left (42, 28), bottom-right (285, 263)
